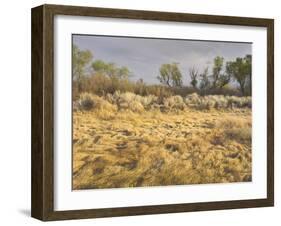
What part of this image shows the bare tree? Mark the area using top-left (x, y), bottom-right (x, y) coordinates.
top-left (199, 67), bottom-right (210, 93)
top-left (189, 66), bottom-right (199, 89)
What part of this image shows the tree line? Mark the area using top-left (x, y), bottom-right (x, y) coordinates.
top-left (73, 45), bottom-right (252, 97)
top-left (73, 45), bottom-right (131, 91)
top-left (157, 55), bottom-right (251, 95)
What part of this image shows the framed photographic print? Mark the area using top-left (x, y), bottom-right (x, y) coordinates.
top-left (31, 4), bottom-right (274, 221)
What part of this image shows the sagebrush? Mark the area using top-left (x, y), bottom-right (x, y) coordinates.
top-left (75, 91), bottom-right (251, 112)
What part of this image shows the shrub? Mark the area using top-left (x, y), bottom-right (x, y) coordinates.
top-left (185, 93), bottom-right (251, 110)
top-left (164, 95), bottom-right (186, 110)
top-left (112, 92), bottom-right (142, 112)
top-left (197, 98), bottom-right (214, 110)
top-left (135, 94), bottom-right (158, 109)
top-left (119, 92), bottom-right (137, 103)
top-left (226, 96), bottom-right (252, 108)
top-left (78, 93), bottom-right (96, 110)
top-left (213, 95), bottom-right (228, 109)
top-left (105, 93), bottom-right (115, 104)
top-left (77, 92), bottom-right (117, 112)
top-left (217, 118), bottom-right (252, 144)
top-left (111, 91), bottom-right (159, 111)
top-left (225, 127), bottom-right (251, 144)
top-left (202, 96), bottom-right (216, 109)
top-left (185, 93), bottom-right (201, 107)
top-left (129, 100), bottom-right (144, 113)
top-left (114, 92), bottom-right (136, 110)
top-left (76, 92), bottom-right (251, 113)
top-left (97, 98), bottom-right (117, 112)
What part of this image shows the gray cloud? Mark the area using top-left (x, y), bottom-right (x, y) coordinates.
top-left (73, 35), bottom-right (251, 85)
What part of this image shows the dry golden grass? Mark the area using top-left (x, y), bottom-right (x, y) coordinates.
top-left (72, 102), bottom-right (252, 189)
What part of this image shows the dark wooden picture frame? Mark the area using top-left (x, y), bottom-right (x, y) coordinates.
top-left (31, 4), bottom-right (274, 221)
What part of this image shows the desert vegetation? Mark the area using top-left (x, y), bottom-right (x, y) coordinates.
top-left (72, 43), bottom-right (252, 189)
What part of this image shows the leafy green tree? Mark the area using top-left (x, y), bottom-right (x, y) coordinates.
top-left (189, 66), bottom-right (199, 89)
top-left (73, 45), bottom-right (93, 91)
top-left (226, 55), bottom-right (252, 95)
top-left (90, 59), bottom-right (107, 74)
top-left (210, 56), bottom-right (231, 89)
top-left (91, 60), bottom-right (130, 79)
top-left (157, 63), bottom-right (183, 87)
top-left (116, 66), bottom-right (130, 78)
top-left (244, 54), bottom-right (252, 95)
top-left (218, 72), bottom-right (231, 88)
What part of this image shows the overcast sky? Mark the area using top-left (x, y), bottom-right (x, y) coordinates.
top-left (73, 34), bottom-right (251, 85)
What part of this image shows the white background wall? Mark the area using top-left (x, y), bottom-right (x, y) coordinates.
top-left (0, 0), bottom-right (279, 225)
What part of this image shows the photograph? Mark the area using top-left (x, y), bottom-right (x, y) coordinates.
top-left (30, 4), bottom-right (274, 220)
top-left (72, 35), bottom-right (252, 190)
